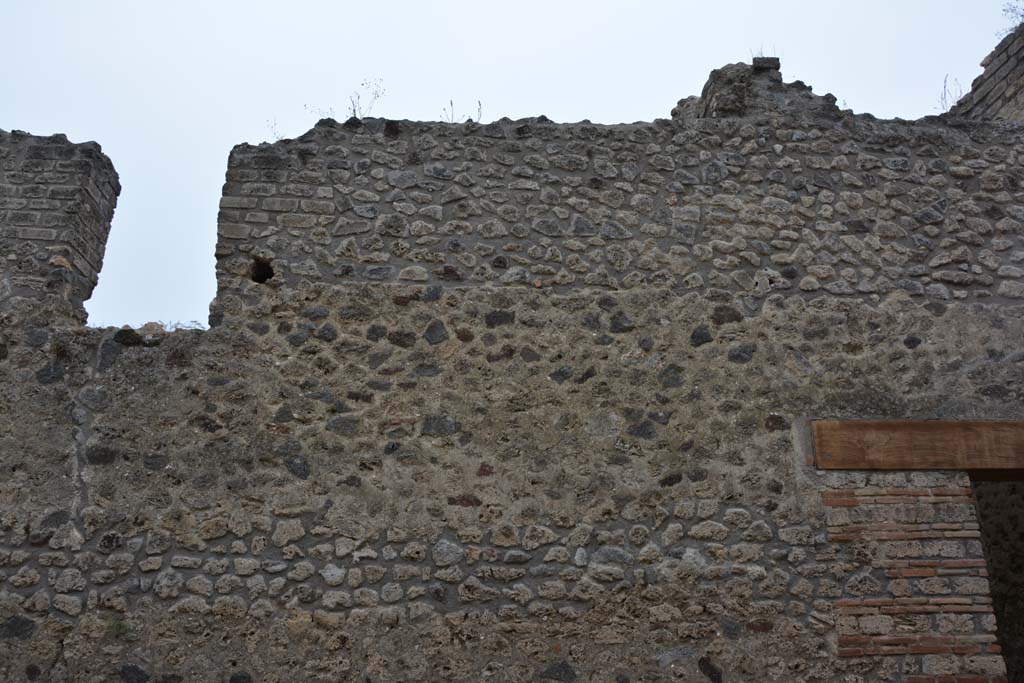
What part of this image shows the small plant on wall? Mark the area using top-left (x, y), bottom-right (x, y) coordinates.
top-left (1003, 1), bottom-right (1024, 34)
top-left (441, 99), bottom-right (483, 123)
top-left (348, 77), bottom-right (386, 119)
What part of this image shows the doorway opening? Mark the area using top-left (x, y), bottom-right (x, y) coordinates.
top-left (970, 472), bottom-right (1024, 682)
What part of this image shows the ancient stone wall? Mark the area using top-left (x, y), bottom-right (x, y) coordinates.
top-left (952, 23), bottom-right (1024, 121)
top-left (213, 60), bottom-right (1024, 317)
top-left (2, 59), bottom-right (1023, 683)
top-left (0, 130), bottom-right (119, 326)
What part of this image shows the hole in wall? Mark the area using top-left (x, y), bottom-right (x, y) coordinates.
top-left (250, 257), bottom-right (274, 284)
top-left (970, 471), bottom-right (1024, 681)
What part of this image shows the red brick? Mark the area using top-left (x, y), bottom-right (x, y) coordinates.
top-left (867, 636), bottom-right (916, 645)
top-left (837, 635), bottom-right (871, 645)
top-left (823, 499), bottom-right (860, 507)
top-left (887, 568), bottom-right (936, 577)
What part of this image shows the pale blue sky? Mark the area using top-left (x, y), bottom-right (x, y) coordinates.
top-left (0, 0), bottom-right (1010, 327)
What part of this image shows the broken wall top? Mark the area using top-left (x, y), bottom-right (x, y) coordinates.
top-left (3, 59), bottom-right (1024, 330)
top-left (211, 60), bottom-right (1024, 327)
top-left (0, 130), bottom-right (119, 326)
top-left (952, 22), bottom-right (1024, 121)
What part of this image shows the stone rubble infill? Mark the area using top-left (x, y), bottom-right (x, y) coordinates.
top-left (0, 502), bottom-right (817, 625)
top-left (212, 63), bottom-right (1024, 320)
top-left (4, 48), bottom-right (1024, 681)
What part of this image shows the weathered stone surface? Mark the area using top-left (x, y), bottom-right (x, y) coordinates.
top-left (952, 23), bottom-right (1024, 121)
top-left (209, 61), bottom-right (1024, 311)
top-left (2, 47), bottom-right (1023, 682)
top-left (430, 539), bottom-right (464, 567)
top-left (0, 131), bottom-right (119, 326)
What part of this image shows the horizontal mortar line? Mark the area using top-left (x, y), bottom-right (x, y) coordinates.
top-left (838, 644), bottom-right (1000, 657)
top-left (827, 522), bottom-right (979, 532)
top-left (822, 488), bottom-right (975, 498)
top-left (836, 596), bottom-right (993, 606)
top-left (823, 497), bottom-right (976, 507)
top-left (885, 569), bottom-right (985, 577)
top-left (838, 635), bottom-right (999, 645)
top-left (874, 560), bottom-right (989, 568)
top-left (836, 597), bottom-right (988, 606)
top-left (882, 568), bottom-right (984, 577)
top-left (833, 601), bottom-right (991, 608)
top-left (838, 605), bottom-right (994, 615)
top-left (829, 531), bottom-right (982, 542)
top-left (904, 676), bottom-right (1009, 683)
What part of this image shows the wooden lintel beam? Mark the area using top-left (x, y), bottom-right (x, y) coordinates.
top-left (811, 420), bottom-right (1024, 470)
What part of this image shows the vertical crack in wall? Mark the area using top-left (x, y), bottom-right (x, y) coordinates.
top-left (67, 332), bottom-right (119, 526)
top-left (69, 388), bottom-right (92, 522)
